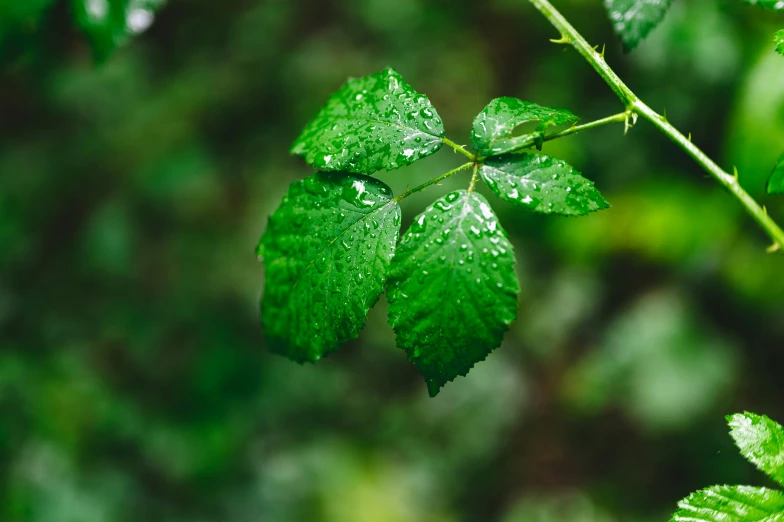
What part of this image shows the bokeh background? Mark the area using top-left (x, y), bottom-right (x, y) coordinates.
top-left (1, 0), bottom-right (784, 521)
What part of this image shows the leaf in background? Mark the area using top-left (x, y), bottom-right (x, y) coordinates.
top-left (775, 30), bottom-right (784, 56)
top-left (742, 0), bottom-right (784, 11)
top-left (387, 190), bottom-right (519, 396)
top-left (0, 0), bottom-right (54, 40)
top-left (471, 97), bottom-right (578, 157)
top-left (291, 68), bottom-right (445, 174)
top-left (671, 485), bottom-right (784, 522)
top-left (73, 0), bottom-right (165, 62)
top-left (480, 153), bottom-right (609, 216)
top-left (728, 412), bottom-right (784, 486)
top-left (258, 172), bottom-right (401, 363)
top-left (603, 0), bottom-right (673, 50)
top-left (767, 154), bottom-right (784, 195)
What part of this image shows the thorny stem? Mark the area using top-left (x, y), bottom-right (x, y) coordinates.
top-left (528, 0), bottom-right (784, 251)
top-left (393, 162), bottom-right (474, 203)
top-left (443, 137), bottom-right (477, 161)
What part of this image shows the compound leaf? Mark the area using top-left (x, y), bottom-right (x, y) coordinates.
top-left (767, 154), bottom-right (784, 195)
top-left (604, 0), bottom-right (673, 50)
top-left (775, 31), bottom-right (784, 56)
top-left (387, 190), bottom-right (519, 396)
top-left (728, 412), bottom-right (784, 486)
top-left (480, 153), bottom-right (609, 216)
top-left (672, 485), bottom-right (784, 522)
top-left (471, 97), bottom-right (578, 157)
top-left (291, 67), bottom-right (445, 174)
top-left (742, 0), bottom-right (784, 11)
top-left (259, 172), bottom-right (401, 363)
top-left (73, 0), bottom-right (165, 61)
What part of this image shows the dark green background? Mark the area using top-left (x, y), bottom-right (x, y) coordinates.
top-left (1, 1), bottom-right (783, 521)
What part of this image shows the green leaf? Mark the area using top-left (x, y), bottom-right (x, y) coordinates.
top-left (775, 30), bottom-right (784, 56)
top-left (603, 0), bottom-right (673, 50)
top-left (767, 154), bottom-right (784, 195)
top-left (259, 172), bottom-right (401, 363)
top-left (387, 190), bottom-right (520, 396)
top-left (672, 485), bottom-right (784, 522)
top-left (742, 0), bottom-right (784, 11)
top-left (291, 67), bottom-right (445, 174)
top-left (471, 97), bottom-right (578, 157)
top-left (0, 0), bottom-right (54, 35)
top-left (480, 153), bottom-right (609, 216)
top-left (728, 412), bottom-right (784, 486)
top-left (73, 0), bottom-right (165, 61)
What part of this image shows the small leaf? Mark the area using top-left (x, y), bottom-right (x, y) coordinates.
top-left (728, 412), bottom-right (784, 486)
top-left (604, 0), bottom-right (673, 50)
top-left (291, 67), bottom-right (445, 174)
top-left (259, 172), bottom-right (401, 363)
top-left (480, 153), bottom-right (609, 216)
top-left (775, 30), bottom-right (784, 56)
top-left (768, 154), bottom-right (784, 195)
top-left (672, 485), bottom-right (784, 522)
top-left (471, 97), bottom-right (578, 157)
top-left (73, 0), bottom-right (165, 61)
top-left (387, 190), bottom-right (519, 396)
top-left (742, 0), bottom-right (784, 11)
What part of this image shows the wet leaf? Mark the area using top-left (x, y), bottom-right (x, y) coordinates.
top-left (728, 412), bottom-right (784, 486)
top-left (480, 153), bottom-right (609, 216)
top-left (604, 0), bottom-right (673, 50)
top-left (742, 0), bottom-right (784, 11)
top-left (291, 67), bottom-right (445, 174)
top-left (387, 190), bottom-right (519, 396)
top-left (471, 97), bottom-right (578, 157)
top-left (775, 30), bottom-right (784, 56)
top-left (258, 172), bottom-right (401, 363)
top-left (671, 486), bottom-right (784, 522)
top-left (73, 0), bottom-right (165, 61)
top-left (767, 153), bottom-right (784, 195)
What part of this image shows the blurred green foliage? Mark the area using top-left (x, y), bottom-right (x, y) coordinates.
top-left (0, 0), bottom-right (783, 521)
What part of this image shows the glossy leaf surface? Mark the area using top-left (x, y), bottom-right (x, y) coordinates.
top-left (480, 153), bottom-right (609, 216)
top-left (729, 412), bottom-right (784, 486)
top-left (259, 172), bottom-right (401, 363)
top-left (742, 0), bottom-right (784, 10)
top-left (603, 0), bottom-right (673, 50)
top-left (471, 97), bottom-right (578, 157)
top-left (291, 67), bottom-right (445, 174)
top-left (671, 486), bottom-right (784, 522)
top-left (73, 0), bottom-right (165, 61)
top-left (387, 190), bottom-right (519, 396)
top-left (769, 155), bottom-right (784, 195)
top-left (775, 30), bottom-right (784, 56)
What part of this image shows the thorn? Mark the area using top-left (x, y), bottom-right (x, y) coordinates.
top-left (688, 132), bottom-right (692, 142)
top-left (733, 166), bottom-right (739, 180)
top-left (623, 111), bottom-right (637, 135)
top-left (662, 108), bottom-right (668, 122)
top-left (767, 243), bottom-right (781, 254)
top-left (550, 36), bottom-right (570, 44)
top-left (600, 44), bottom-right (606, 59)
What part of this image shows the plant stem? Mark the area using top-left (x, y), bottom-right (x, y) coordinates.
top-left (393, 162), bottom-right (474, 203)
top-left (443, 137), bottom-right (477, 161)
top-left (467, 163), bottom-right (481, 192)
top-left (544, 111), bottom-right (631, 143)
top-left (528, 0), bottom-right (784, 251)
top-left (496, 111), bottom-right (632, 156)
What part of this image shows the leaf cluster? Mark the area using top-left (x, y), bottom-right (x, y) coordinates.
top-left (672, 413), bottom-right (784, 522)
top-left (258, 68), bottom-right (609, 396)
